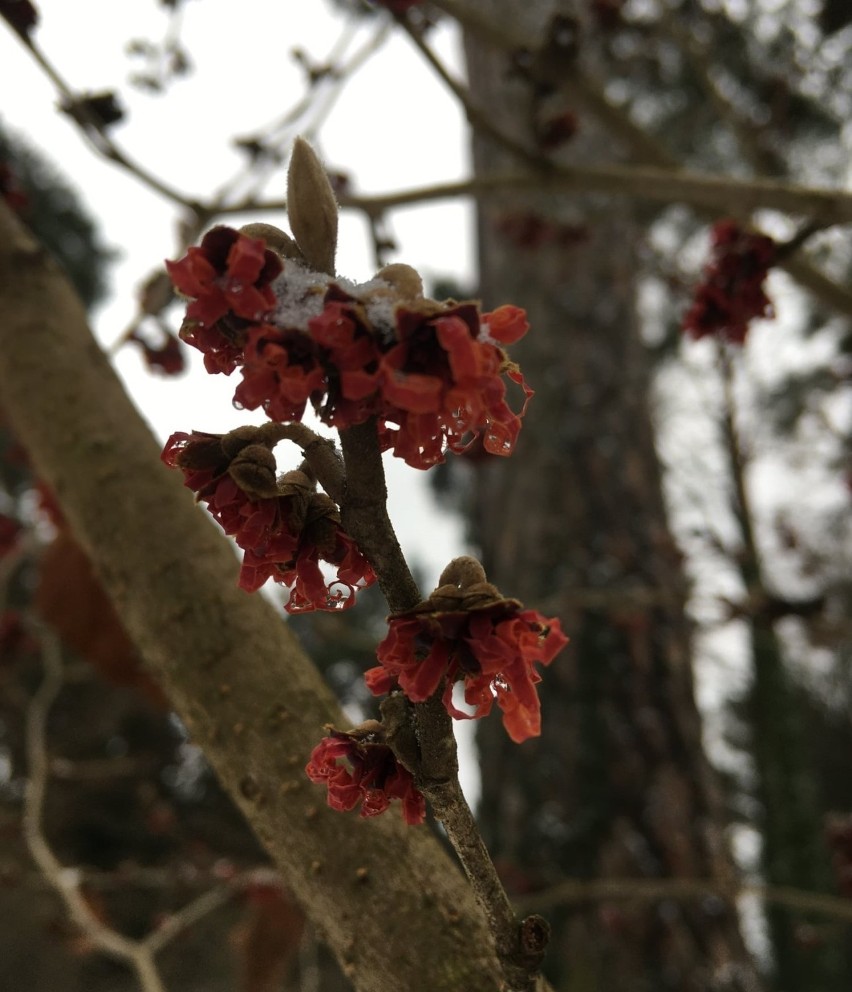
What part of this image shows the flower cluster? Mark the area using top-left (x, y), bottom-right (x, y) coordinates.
top-left (167, 227), bottom-right (533, 469)
top-left (365, 559), bottom-right (568, 743)
top-left (305, 725), bottom-right (426, 825)
top-left (161, 429), bottom-right (374, 612)
top-left (167, 226), bottom-right (283, 375)
top-left (682, 220), bottom-right (776, 345)
top-left (129, 330), bottom-right (185, 376)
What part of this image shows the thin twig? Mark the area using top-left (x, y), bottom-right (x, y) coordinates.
top-left (22, 621), bottom-right (242, 992)
top-left (516, 875), bottom-right (852, 925)
top-left (230, 164), bottom-right (852, 228)
top-left (16, 35), bottom-right (198, 210)
top-left (23, 623), bottom-right (168, 992)
top-left (395, 15), bottom-right (542, 168)
top-left (142, 884), bottom-right (235, 956)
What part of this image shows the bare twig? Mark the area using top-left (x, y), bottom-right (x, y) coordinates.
top-left (23, 624), bottom-right (168, 992)
top-left (10, 33), bottom-right (199, 210)
top-left (395, 15), bottom-right (540, 168)
top-left (22, 621), bottom-right (242, 992)
top-left (225, 163), bottom-right (852, 230)
top-left (516, 875), bottom-right (852, 925)
top-left (327, 166), bottom-right (852, 225)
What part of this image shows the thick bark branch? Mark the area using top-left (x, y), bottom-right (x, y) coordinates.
top-left (0, 201), bottom-right (502, 992)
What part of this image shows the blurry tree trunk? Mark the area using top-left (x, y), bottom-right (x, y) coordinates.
top-left (463, 5), bottom-right (759, 989)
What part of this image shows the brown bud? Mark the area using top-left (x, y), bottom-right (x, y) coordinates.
top-left (438, 556), bottom-right (488, 590)
top-left (375, 263), bottom-right (424, 300)
top-left (239, 223), bottom-right (305, 263)
top-left (228, 445), bottom-right (279, 499)
top-left (221, 425), bottom-right (263, 459)
top-left (287, 137), bottom-right (339, 275)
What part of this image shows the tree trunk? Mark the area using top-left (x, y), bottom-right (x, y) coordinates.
top-left (463, 5), bottom-right (759, 989)
top-left (0, 201), bottom-right (505, 992)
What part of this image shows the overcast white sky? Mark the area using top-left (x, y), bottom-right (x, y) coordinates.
top-left (1, 0), bottom-right (487, 801)
top-left (1, 0), bottom-right (475, 584)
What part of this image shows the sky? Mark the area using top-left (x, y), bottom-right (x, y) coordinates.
top-left (1, 0), bottom-right (485, 800)
top-left (5, 0), bottom-right (850, 829)
top-left (0, 0), bottom-right (474, 584)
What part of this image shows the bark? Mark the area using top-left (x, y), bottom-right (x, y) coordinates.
top-left (0, 200), bottom-right (503, 992)
top-left (463, 4), bottom-right (760, 990)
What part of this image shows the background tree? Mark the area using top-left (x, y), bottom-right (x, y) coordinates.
top-left (1, 1), bottom-right (851, 991)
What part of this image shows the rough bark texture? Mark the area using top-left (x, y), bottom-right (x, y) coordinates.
top-left (463, 4), bottom-right (759, 990)
top-left (0, 201), bottom-right (504, 992)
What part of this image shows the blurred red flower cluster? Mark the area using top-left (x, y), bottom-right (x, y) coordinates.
top-left (682, 219), bottom-right (776, 345)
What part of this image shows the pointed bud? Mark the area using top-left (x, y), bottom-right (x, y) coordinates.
top-left (287, 137), bottom-right (339, 275)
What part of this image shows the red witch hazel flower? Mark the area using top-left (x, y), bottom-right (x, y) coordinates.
top-left (169, 221), bottom-right (534, 470)
top-left (365, 558), bottom-right (567, 744)
top-left (682, 220), bottom-right (776, 345)
top-left (167, 226), bottom-right (283, 374)
top-left (161, 427), bottom-right (374, 612)
top-left (306, 723), bottom-right (426, 825)
top-left (375, 297), bottom-right (533, 469)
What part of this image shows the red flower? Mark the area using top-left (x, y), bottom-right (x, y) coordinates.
top-left (265, 498), bottom-right (375, 613)
top-left (375, 303), bottom-right (533, 469)
top-left (162, 432), bottom-right (374, 612)
top-left (161, 431), bottom-right (300, 568)
top-left (682, 220), bottom-right (776, 345)
top-left (168, 231), bottom-right (534, 468)
top-left (167, 227), bottom-right (283, 372)
top-left (308, 293), bottom-right (383, 427)
top-left (129, 330), bottom-right (185, 376)
top-left (366, 602), bottom-right (567, 744)
top-left (306, 729), bottom-right (425, 825)
top-left (234, 324), bottom-right (325, 422)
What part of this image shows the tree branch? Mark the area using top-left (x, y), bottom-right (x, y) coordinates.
top-left (0, 199), bottom-right (503, 992)
top-left (23, 623), bottom-right (168, 992)
top-left (339, 165), bottom-right (852, 226)
top-left (516, 875), bottom-right (852, 926)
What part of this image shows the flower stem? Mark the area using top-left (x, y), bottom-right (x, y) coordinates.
top-left (337, 418), bottom-right (549, 991)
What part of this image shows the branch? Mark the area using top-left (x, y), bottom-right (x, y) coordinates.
top-left (516, 876), bottom-right (852, 926)
top-left (0, 200), bottom-right (503, 992)
top-left (395, 15), bottom-right (539, 168)
top-left (23, 623), bottom-right (168, 992)
top-left (337, 422), bottom-right (550, 992)
top-left (432, 0), bottom-right (852, 316)
top-left (7, 31), bottom-right (199, 211)
top-left (336, 166), bottom-right (852, 226)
